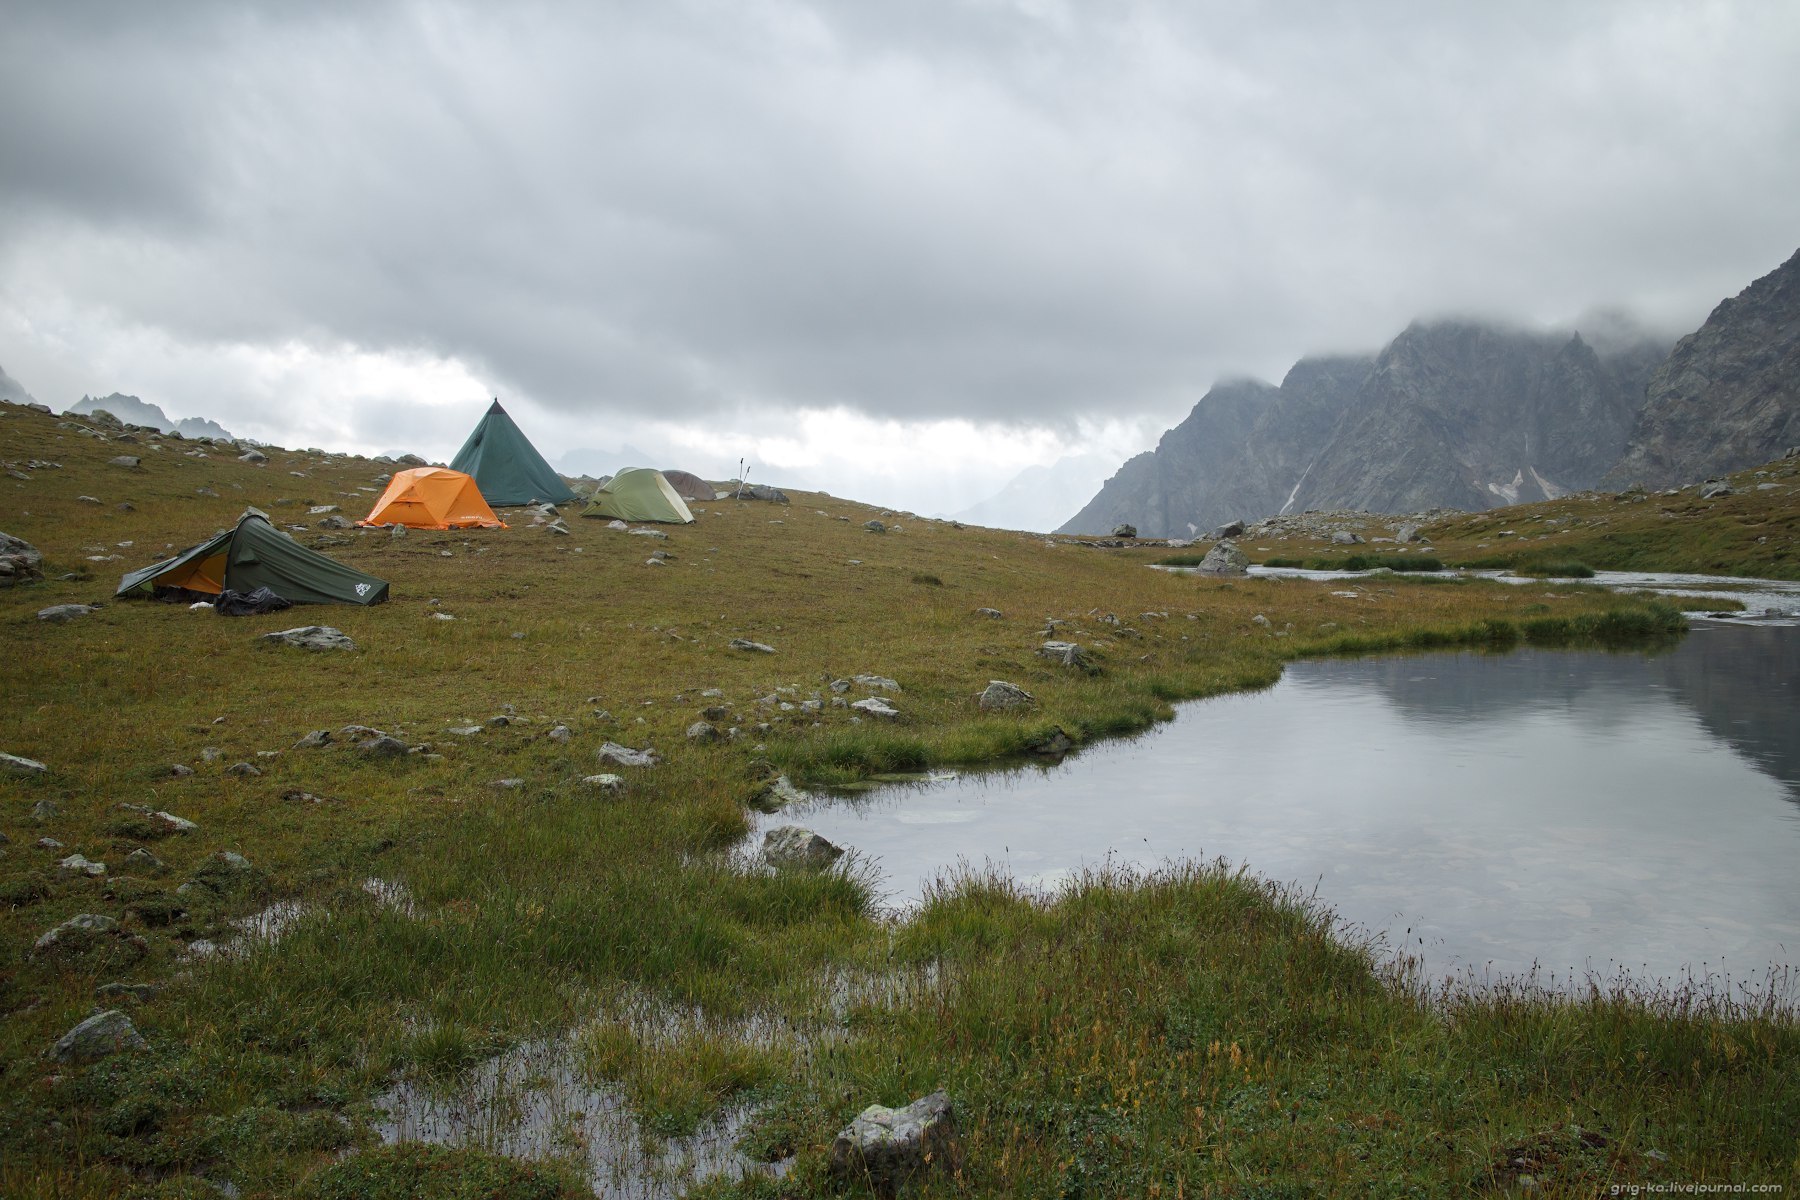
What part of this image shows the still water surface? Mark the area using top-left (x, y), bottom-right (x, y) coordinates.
top-left (760, 622), bottom-right (1800, 991)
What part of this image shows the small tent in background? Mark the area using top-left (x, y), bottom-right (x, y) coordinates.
top-left (118, 509), bottom-right (388, 605)
top-left (580, 468), bottom-right (696, 524)
top-left (450, 399), bottom-right (577, 506)
top-left (358, 467), bottom-right (507, 529)
top-left (660, 469), bottom-right (717, 503)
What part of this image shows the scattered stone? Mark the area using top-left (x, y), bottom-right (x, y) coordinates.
top-left (1, 751), bottom-right (48, 777)
top-left (1193, 541), bottom-right (1250, 575)
top-left (855, 674), bottom-right (901, 692)
top-left (48, 1010), bottom-right (147, 1063)
top-left (582, 773), bottom-right (625, 792)
top-left (294, 730), bottom-right (333, 749)
top-left (36, 836), bottom-right (62, 849)
top-left (1395, 524), bottom-right (1421, 543)
top-left (308, 504), bottom-right (340, 515)
top-left (1330, 530), bottom-right (1365, 545)
top-left (763, 825), bottom-right (845, 870)
top-left (77, 495), bottom-right (102, 504)
top-left (596, 742), bottom-right (661, 768)
top-left (828, 678), bottom-right (851, 694)
top-left (200, 747), bottom-right (225, 762)
top-left (317, 514), bottom-right (353, 529)
top-left (261, 626), bottom-right (356, 651)
top-left (37, 603), bottom-right (98, 624)
top-left (1251, 613), bottom-right (1272, 628)
top-left (729, 638), bottom-right (777, 654)
top-left (546, 519), bottom-right (570, 535)
top-left (1210, 519), bottom-right (1246, 539)
top-left (390, 524), bottom-right (407, 539)
top-left (851, 697), bottom-right (900, 720)
top-left (1111, 523), bottom-right (1137, 538)
top-left (225, 762), bottom-right (262, 777)
top-left (1700, 481), bottom-right (1736, 499)
top-left (546, 724), bottom-right (573, 743)
top-left (752, 775), bottom-right (808, 812)
top-left (973, 607), bottom-right (1003, 619)
top-left (358, 736), bottom-right (408, 758)
top-left (686, 721), bottom-right (720, 742)
top-left (629, 527), bottom-right (669, 540)
top-left (1037, 641), bottom-right (1092, 670)
top-left (491, 778), bottom-right (525, 790)
top-left (107, 455), bottom-right (141, 469)
top-left (238, 449), bottom-right (268, 464)
top-left (829, 1091), bottom-right (959, 1194)
top-left (1028, 727), bottom-right (1075, 756)
top-left (32, 913), bottom-right (119, 955)
top-left (60, 853), bottom-right (107, 877)
top-left (977, 681), bottom-right (1035, 711)
top-left (863, 520), bottom-right (886, 533)
top-left (125, 847), bottom-right (166, 874)
top-left (31, 797), bottom-right (60, 821)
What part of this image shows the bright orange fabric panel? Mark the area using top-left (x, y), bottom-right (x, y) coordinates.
top-left (357, 467), bottom-right (507, 529)
top-left (162, 551), bottom-right (227, 594)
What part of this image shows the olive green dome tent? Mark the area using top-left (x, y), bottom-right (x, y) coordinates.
top-left (117, 509), bottom-right (389, 605)
top-left (449, 399), bottom-right (577, 507)
top-left (580, 467), bottom-right (695, 524)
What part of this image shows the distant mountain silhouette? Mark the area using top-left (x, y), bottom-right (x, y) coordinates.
top-left (0, 363), bottom-right (39, 407)
top-left (70, 392), bottom-right (234, 441)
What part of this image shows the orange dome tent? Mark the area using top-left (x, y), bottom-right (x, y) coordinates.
top-left (358, 467), bottom-right (507, 530)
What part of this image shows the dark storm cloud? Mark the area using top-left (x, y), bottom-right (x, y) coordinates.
top-left (2, 0), bottom-right (1798, 430)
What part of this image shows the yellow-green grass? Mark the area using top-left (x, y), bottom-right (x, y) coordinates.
top-left (2, 404), bottom-right (1796, 1196)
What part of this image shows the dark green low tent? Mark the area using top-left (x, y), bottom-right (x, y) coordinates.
top-left (449, 399), bottom-right (577, 507)
top-left (117, 509), bottom-right (389, 605)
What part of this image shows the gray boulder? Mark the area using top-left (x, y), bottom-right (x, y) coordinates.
top-left (1028, 727), bottom-right (1075, 756)
top-left (629, 527), bottom-right (669, 540)
top-left (596, 742), bottom-right (661, 768)
top-left (59, 853), bottom-right (106, 877)
top-left (1330, 530), bottom-right (1365, 545)
top-left (1194, 541), bottom-right (1249, 575)
top-left (293, 730), bottom-right (333, 749)
top-left (238, 449), bottom-right (268, 464)
top-left (48, 1010), bottom-right (147, 1063)
top-left (1111, 523), bottom-right (1137, 538)
top-left (358, 735), bottom-right (408, 758)
top-left (973, 607), bottom-right (1003, 619)
top-left (2, 751), bottom-right (48, 776)
top-left (1037, 641), bottom-right (1091, 669)
top-left (0, 531), bottom-right (44, 568)
top-left (37, 604), bottom-right (97, 624)
top-left (977, 681), bottom-right (1034, 711)
top-left (686, 721), bottom-right (720, 742)
top-left (582, 773), bottom-right (625, 792)
top-left (1210, 519), bottom-right (1246, 539)
top-left (108, 455), bottom-right (141, 469)
top-left (317, 514), bottom-right (353, 530)
top-left (855, 674), bottom-right (902, 692)
top-left (729, 638), bottom-right (777, 654)
top-left (763, 825), bottom-right (845, 870)
top-left (1700, 481), bottom-right (1736, 499)
top-left (863, 520), bottom-right (886, 533)
top-left (851, 697), bottom-right (899, 720)
top-left (829, 1091), bottom-right (958, 1194)
top-left (1395, 523), bottom-right (1422, 543)
top-left (262, 626), bottom-right (356, 651)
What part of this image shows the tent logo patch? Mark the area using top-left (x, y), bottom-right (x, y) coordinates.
top-left (355, 583), bottom-right (370, 596)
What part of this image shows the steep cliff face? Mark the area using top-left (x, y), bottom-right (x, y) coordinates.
top-left (1603, 248), bottom-right (1800, 489)
top-left (1291, 321), bottom-right (1655, 514)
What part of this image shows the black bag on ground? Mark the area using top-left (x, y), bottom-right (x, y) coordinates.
top-left (214, 586), bottom-right (294, 616)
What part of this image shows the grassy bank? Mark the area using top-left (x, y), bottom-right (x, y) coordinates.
top-left (2, 404), bottom-right (1796, 1196)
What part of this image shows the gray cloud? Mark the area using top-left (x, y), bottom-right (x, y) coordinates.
top-left (2, 0), bottom-right (1798, 438)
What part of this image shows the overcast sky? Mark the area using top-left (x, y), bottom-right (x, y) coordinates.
top-left (2, 1), bottom-right (1797, 521)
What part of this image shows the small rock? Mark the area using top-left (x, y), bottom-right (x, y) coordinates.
top-left (1330, 530), bottom-right (1365, 545)
top-left (546, 724), bottom-right (573, 743)
top-left (32, 913), bottom-right (119, 954)
top-left (1028, 727), bottom-right (1075, 756)
top-left (763, 825), bottom-right (845, 870)
top-left (238, 449), bottom-right (268, 464)
top-left (48, 1010), bottom-right (147, 1063)
top-left (863, 520), bottom-right (886, 533)
top-left (686, 721), bottom-right (720, 742)
top-left (293, 730), bottom-right (333, 749)
top-left (317, 514), bottom-right (352, 529)
top-left (225, 762), bottom-right (262, 777)
top-left (1037, 641), bottom-right (1091, 670)
top-left (358, 736), bottom-right (408, 758)
top-left (1251, 613), bottom-right (1272, 628)
top-left (60, 853), bottom-right (107, 877)
top-left (169, 763), bottom-right (195, 777)
top-left (261, 626), bottom-right (356, 651)
top-left (546, 519), bottom-right (570, 535)
top-left (581, 773), bottom-right (625, 792)
top-left (31, 798), bottom-right (61, 821)
top-left (977, 681), bottom-right (1035, 711)
top-left (1210, 519), bottom-right (1246, 539)
top-left (37, 604), bottom-right (98, 624)
top-left (629, 527), bottom-right (669, 540)
top-left (596, 742), bottom-right (661, 768)
top-left (96, 981), bottom-right (162, 1003)
top-left (125, 847), bottom-right (166, 874)
top-left (1395, 524), bottom-right (1421, 543)
top-left (829, 1091), bottom-right (958, 1193)
top-left (1111, 523), bottom-right (1137, 538)
top-left (390, 524), bottom-right (407, 539)
top-left (1700, 481), bottom-right (1736, 499)
top-left (107, 455), bottom-right (141, 469)
top-left (2, 751), bottom-right (48, 777)
top-left (36, 836), bottom-right (63, 849)
top-left (729, 638), bottom-right (777, 654)
top-left (973, 607), bottom-right (1003, 619)
top-left (855, 674), bottom-right (901, 692)
top-left (491, 778), bottom-right (525, 790)
top-left (851, 697), bottom-right (900, 719)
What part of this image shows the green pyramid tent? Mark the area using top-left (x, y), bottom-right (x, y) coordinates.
top-left (449, 399), bottom-right (577, 507)
top-left (580, 467), bottom-right (696, 524)
top-left (117, 509), bottom-right (389, 605)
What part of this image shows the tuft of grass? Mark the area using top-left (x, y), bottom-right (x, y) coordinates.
top-left (910, 572), bottom-right (944, 586)
top-left (301, 1144), bottom-right (585, 1200)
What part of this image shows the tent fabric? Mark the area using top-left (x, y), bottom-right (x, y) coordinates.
top-left (358, 467), bottom-right (507, 529)
top-left (580, 468), bottom-right (696, 524)
top-left (449, 399), bottom-right (577, 506)
top-left (118, 509), bottom-right (389, 606)
top-left (660, 469), bottom-right (717, 503)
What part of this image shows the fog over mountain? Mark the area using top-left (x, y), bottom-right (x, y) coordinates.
top-left (2, 3), bottom-right (1797, 517)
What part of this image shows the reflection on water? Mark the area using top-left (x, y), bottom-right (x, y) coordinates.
top-left (759, 624), bottom-right (1800, 989)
